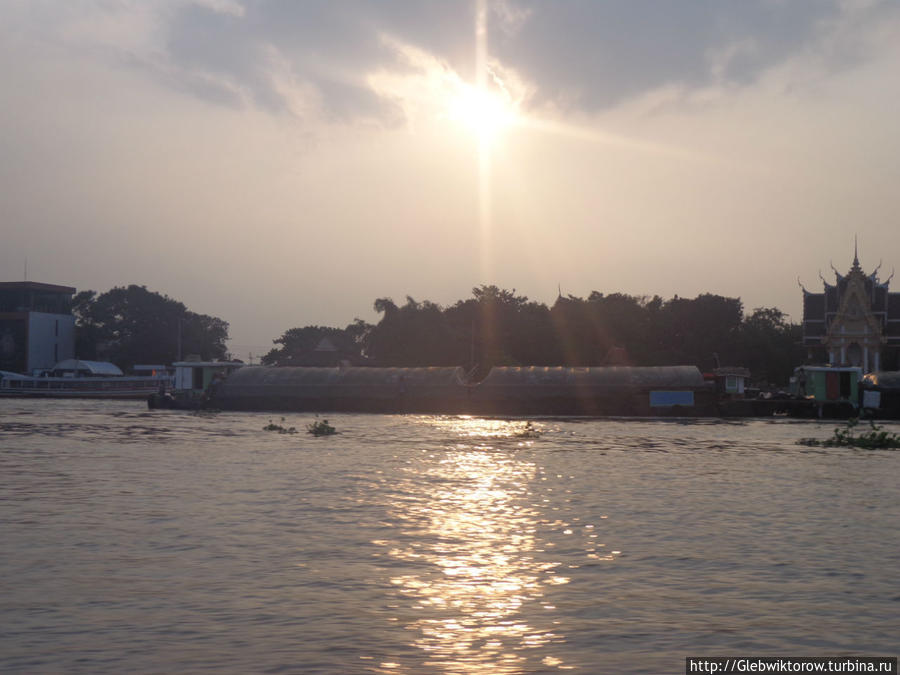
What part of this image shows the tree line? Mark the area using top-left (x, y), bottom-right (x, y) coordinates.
top-left (262, 285), bottom-right (804, 386)
top-left (71, 283), bottom-right (803, 385)
top-left (74, 285), bottom-right (229, 369)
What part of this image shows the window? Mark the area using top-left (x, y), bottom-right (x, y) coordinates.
top-left (840, 371), bottom-right (852, 398)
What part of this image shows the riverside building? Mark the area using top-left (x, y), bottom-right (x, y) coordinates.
top-left (801, 251), bottom-right (900, 371)
top-left (0, 281), bottom-right (76, 374)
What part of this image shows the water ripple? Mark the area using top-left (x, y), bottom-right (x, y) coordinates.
top-left (1, 401), bottom-right (899, 673)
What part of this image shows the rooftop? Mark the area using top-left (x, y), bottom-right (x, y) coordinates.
top-left (0, 281), bottom-right (76, 294)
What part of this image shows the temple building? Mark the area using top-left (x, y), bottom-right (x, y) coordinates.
top-left (801, 250), bottom-right (900, 372)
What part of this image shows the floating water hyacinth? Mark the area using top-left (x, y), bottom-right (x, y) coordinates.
top-left (798, 417), bottom-right (900, 449)
top-left (263, 417), bottom-right (297, 434)
top-left (515, 421), bottom-right (541, 438)
top-left (307, 419), bottom-right (337, 436)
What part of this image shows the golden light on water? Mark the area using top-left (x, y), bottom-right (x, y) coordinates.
top-left (380, 417), bottom-right (572, 673)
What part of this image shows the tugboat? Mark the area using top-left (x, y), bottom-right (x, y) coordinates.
top-left (147, 359), bottom-right (243, 410)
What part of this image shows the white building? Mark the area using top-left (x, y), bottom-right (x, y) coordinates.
top-left (0, 282), bottom-right (76, 374)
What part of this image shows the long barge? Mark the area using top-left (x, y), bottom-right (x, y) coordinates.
top-left (163, 364), bottom-right (721, 416)
top-left (144, 358), bottom-right (900, 418)
top-left (148, 362), bottom-right (891, 418)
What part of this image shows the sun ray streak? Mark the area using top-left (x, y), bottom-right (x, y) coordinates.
top-left (517, 115), bottom-right (761, 173)
top-left (479, 137), bottom-right (492, 282)
top-left (476, 0), bottom-right (492, 282)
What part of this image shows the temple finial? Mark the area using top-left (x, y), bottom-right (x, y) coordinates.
top-left (872, 259), bottom-right (883, 279)
top-left (852, 235), bottom-right (860, 270)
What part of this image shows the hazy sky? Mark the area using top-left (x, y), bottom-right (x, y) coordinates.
top-left (3, 0), bottom-right (900, 357)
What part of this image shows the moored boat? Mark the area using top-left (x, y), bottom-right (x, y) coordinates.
top-left (147, 360), bottom-right (244, 409)
top-left (0, 359), bottom-right (170, 399)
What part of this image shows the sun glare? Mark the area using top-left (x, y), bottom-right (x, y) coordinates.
top-left (448, 83), bottom-right (517, 144)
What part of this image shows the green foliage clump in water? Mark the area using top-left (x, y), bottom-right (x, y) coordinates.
top-left (263, 417), bottom-right (297, 434)
top-left (515, 421), bottom-right (541, 439)
top-left (307, 419), bottom-right (337, 436)
top-left (798, 417), bottom-right (900, 449)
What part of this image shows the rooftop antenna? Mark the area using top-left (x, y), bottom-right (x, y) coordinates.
top-left (24, 257), bottom-right (27, 281)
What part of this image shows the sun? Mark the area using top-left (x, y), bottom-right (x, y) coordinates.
top-left (447, 83), bottom-right (517, 145)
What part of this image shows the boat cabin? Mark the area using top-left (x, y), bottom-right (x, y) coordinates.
top-left (173, 360), bottom-right (243, 394)
top-left (790, 365), bottom-right (862, 405)
top-left (713, 367), bottom-right (751, 398)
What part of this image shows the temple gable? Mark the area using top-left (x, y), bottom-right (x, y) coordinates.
top-left (802, 251), bottom-right (900, 371)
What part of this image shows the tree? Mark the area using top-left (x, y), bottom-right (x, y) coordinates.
top-left (262, 287), bottom-right (806, 385)
top-left (549, 292), bottom-right (657, 365)
top-left (72, 290), bottom-right (99, 359)
top-left (262, 321), bottom-right (372, 366)
top-left (440, 286), bottom-right (557, 375)
top-left (738, 307), bottom-right (803, 386)
top-left (181, 312), bottom-right (230, 361)
top-left (550, 294), bottom-right (601, 365)
top-left (364, 296), bottom-right (457, 366)
top-left (655, 294), bottom-right (743, 369)
top-left (75, 285), bottom-right (229, 369)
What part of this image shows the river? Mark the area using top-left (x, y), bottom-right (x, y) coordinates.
top-left (1, 399), bottom-right (897, 673)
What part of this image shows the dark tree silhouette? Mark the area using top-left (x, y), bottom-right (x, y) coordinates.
top-left (262, 322), bottom-right (372, 366)
top-left (268, 288), bottom-right (805, 385)
top-left (75, 285), bottom-right (229, 369)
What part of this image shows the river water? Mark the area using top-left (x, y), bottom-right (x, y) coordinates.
top-left (1, 399), bottom-right (898, 674)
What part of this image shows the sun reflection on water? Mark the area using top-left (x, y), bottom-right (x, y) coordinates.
top-left (378, 417), bottom-right (572, 673)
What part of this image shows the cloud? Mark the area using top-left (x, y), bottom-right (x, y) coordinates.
top-left (494, 0), bottom-right (900, 112)
top-left (7, 0), bottom-right (900, 125)
top-left (364, 33), bottom-right (534, 136)
top-left (4, 0), bottom-right (900, 347)
top-left (490, 0), bottom-right (533, 37)
top-left (366, 37), bottom-right (462, 131)
top-left (192, 0), bottom-right (245, 18)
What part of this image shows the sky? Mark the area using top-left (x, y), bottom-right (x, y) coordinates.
top-left (3, 0), bottom-right (900, 358)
